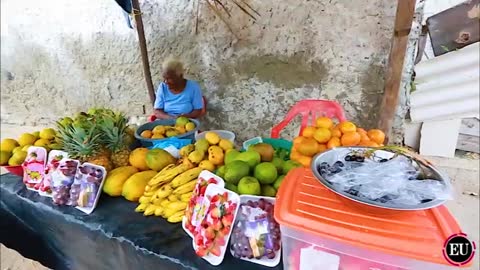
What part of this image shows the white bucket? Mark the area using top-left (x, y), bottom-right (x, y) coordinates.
top-left (195, 130), bottom-right (235, 143)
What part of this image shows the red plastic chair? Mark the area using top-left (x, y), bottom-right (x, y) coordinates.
top-left (149, 96), bottom-right (207, 122)
top-left (271, 99), bottom-right (347, 138)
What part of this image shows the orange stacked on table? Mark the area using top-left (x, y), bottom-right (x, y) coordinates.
top-left (290, 117), bottom-right (385, 167)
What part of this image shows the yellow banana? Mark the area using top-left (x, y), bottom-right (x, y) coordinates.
top-left (135, 203), bottom-right (149, 213)
top-left (167, 210), bottom-right (185, 223)
top-left (148, 164), bottom-right (189, 186)
top-left (154, 206), bottom-right (164, 217)
top-left (173, 180), bottom-right (197, 195)
top-left (171, 167), bottom-right (203, 188)
top-left (153, 184), bottom-right (173, 200)
top-left (160, 198), bottom-right (171, 208)
top-left (163, 207), bottom-right (180, 218)
top-left (168, 194), bottom-right (179, 202)
top-left (180, 192), bottom-right (193, 202)
top-left (166, 201), bottom-right (188, 212)
top-left (139, 196), bottom-right (151, 204)
top-left (144, 204), bottom-right (157, 216)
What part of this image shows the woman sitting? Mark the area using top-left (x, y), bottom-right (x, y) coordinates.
top-left (153, 58), bottom-right (204, 119)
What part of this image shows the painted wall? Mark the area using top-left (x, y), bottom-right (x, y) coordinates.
top-left (1, 0), bottom-right (398, 142)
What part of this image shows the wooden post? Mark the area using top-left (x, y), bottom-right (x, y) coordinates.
top-left (378, 0), bottom-right (416, 140)
top-left (132, 0), bottom-right (156, 106)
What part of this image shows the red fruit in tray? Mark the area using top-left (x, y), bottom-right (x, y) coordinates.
top-left (221, 213), bottom-right (234, 227)
top-left (204, 227), bottom-right (216, 240)
top-left (196, 247), bottom-right (207, 257)
top-left (194, 234), bottom-right (204, 246)
top-left (210, 244), bottom-right (222, 257)
top-left (208, 178), bottom-right (217, 184)
top-left (210, 194), bottom-right (220, 203)
top-left (210, 207), bottom-right (222, 219)
top-left (199, 185), bottom-right (207, 196)
top-left (214, 236), bottom-right (226, 246)
top-left (186, 223), bottom-right (195, 233)
top-left (221, 225), bottom-right (230, 236)
top-left (212, 219), bottom-right (224, 231)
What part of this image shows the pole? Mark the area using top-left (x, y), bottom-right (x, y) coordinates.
top-left (378, 0), bottom-right (416, 142)
top-left (132, 0), bottom-right (156, 106)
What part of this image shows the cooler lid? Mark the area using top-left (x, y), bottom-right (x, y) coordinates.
top-left (274, 168), bottom-right (464, 266)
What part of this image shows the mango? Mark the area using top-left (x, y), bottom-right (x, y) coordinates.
top-left (103, 166), bottom-right (139, 196)
top-left (195, 139), bottom-right (209, 153)
top-left (219, 139), bottom-right (234, 151)
top-left (233, 151), bottom-right (261, 169)
top-left (188, 150), bottom-right (205, 164)
top-left (122, 170), bottom-right (157, 202)
top-left (205, 132), bottom-right (220, 145)
top-left (248, 143), bottom-right (274, 162)
top-left (224, 149), bottom-right (240, 165)
top-left (146, 148), bottom-right (176, 171)
top-left (208, 146), bottom-right (224, 165)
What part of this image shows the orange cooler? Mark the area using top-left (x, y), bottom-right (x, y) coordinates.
top-left (274, 168), bottom-right (470, 270)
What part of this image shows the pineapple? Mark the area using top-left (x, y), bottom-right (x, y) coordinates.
top-left (56, 122), bottom-right (113, 171)
top-left (99, 113), bottom-right (131, 168)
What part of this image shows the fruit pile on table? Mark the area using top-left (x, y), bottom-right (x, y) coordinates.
top-left (290, 116), bottom-right (386, 167)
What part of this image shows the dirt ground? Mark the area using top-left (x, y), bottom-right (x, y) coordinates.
top-left (1, 124), bottom-right (479, 269)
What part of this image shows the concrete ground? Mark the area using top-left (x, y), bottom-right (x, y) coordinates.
top-left (1, 124), bottom-right (479, 269)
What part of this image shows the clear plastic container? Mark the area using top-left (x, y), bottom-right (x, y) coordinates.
top-left (195, 130), bottom-right (235, 143)
top-left (274, 168), bottom-right (469, 270)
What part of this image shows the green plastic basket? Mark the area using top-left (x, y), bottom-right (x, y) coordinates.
top-left (242, 137), bottom-right (292, 151)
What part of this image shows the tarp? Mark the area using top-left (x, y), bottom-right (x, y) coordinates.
top-left (0, 174), bottom-right (283, 270)
top-left (114, 0), bottom-right (132, 14)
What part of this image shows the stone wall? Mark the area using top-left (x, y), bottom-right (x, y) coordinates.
top-left (1, 0), bottom-right (397, 142)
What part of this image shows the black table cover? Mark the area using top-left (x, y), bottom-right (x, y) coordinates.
top-left (0, 173), bottom-right (283, 270)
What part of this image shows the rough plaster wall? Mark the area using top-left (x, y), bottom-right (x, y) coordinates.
top-left (1, 0), bottom-right (397, 143)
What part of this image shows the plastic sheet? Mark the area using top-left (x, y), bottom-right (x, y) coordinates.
top-left (0, 173), bottom-right (282, 270)
top-left (324, 156), bottom-right (452, 206)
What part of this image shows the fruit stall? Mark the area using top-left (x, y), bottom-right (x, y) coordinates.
top-left (0, 103), bottom-right (472, 269)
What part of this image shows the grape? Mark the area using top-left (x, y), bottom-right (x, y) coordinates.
top-left (258, 199), bottom-right (266, 210)
top-left (273, 242), bottom-right (281, 251)
top-left (247, 200), bottom-right (254, 207)
top-left (253, 201), bottom-right (259, 208)
top-left (266, 251), bottom-right (276, 259)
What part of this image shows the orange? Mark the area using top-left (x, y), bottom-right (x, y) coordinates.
top-left (327, 137), bottom-right (341, 149)
top-left (313, 128), bottom-right (331, 144)
top-left (140, 130), bottom-right (153, 138)
top-left (357, 128), bottom-right (367, 135)
top-left (296, 155), bottom-right (313, 167)
top-left (290, 147), bottom-right (302, 161)
top-left (367, 129), bottom-right (386, 144)
top-left (330, 126), bottom-right (342, 138)
top-left (359, 140), bottom-right (379, 147)
top-left (338, 121), bottom-right (357, 133)
top-left (293, 136), bottom-right (305, 146)
top-left (315, 117), bottom-right (333, 129)
top-left (340, 131), bottom-right (361, 146)
top-left (359, 132), bottom-right (370, 142)
top-left (296, 138), bottom-right (320, 157)
top-left (302, 126), bottom-right (317, 138)
top-left (318, 144), bottom-right (327, 153)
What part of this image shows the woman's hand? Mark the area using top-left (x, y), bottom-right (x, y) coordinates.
top-left (154, 109), bottom-right (175, 119)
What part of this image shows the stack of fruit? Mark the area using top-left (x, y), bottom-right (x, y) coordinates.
top-left (1, 128), bottom-right (58, 167)
top-left (134, 161), bottom-right (202, 222)
top-left (291, 117), bottom-right (386, 167)
top-left (140, 117), bottom-right (196, 139)
top-left (216, 144), bottom-right (302, 197)
top-left (55, 108), bottom-right (135, 172)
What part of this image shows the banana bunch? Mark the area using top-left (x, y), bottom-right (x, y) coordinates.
top-left (135, 163), bottom-right (202, 223)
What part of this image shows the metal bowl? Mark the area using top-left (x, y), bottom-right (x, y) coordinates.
top-left (311, 147), bottom-right (451, 211)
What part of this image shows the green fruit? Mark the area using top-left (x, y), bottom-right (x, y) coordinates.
top-left (225, 183), bottom-right (238, 193)
top-left (59, 117), bottom-right (73, 127)
top-left (273, 175), bottom-right (285, 190)
top-left (234, 151), bottom-right (261, 169)
top-left (282, 160), bottom-right (302, 175)
top-left (176, 116), bottom-right (190, 127)
top-left (237, 176), bottom-right (261, 195)
top-left (253, 162), bottom-right (278, 184)
top-left (146, 148), bottom-right (176, 171)
top-left (1, 151), bottom-right (12, 165)
top-left (195, 139), bottom-right (210, 153)
top-left (249, 143), bottom-right (274, 162)
top-left (261, 185), bottom-right (277, 197)
top-left (225, 150), bottom-right (241, 165)
top-left (216, 165), bottom-right (226, 178)
top-left (271, 157), bottom-right (284, 174)
top-left (224, 160), bottom-right (250, 185)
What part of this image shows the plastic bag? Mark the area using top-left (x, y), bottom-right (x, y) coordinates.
top-left (325, 155), bottom-right (452, 205)
top-left (151, 137), bottom-right (192, 149)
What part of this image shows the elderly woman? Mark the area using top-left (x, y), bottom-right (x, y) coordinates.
top-left (153, 58), bottom-right (204, 119)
